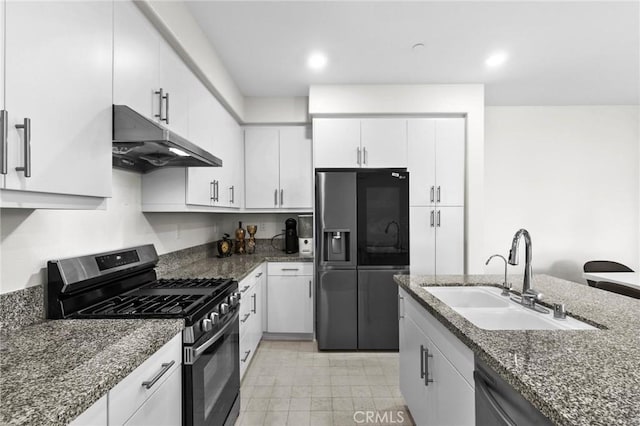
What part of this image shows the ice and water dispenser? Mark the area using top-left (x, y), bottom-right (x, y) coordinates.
top-left (323, 230), bottom-right (351, 262)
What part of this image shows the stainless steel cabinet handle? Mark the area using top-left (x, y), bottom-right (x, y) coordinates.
top-left (309, 280), bottom-right (312, 298)
top-left (241, 350), bottom-right (251, 363)
top-left (436, 186), bottom-right (441, 203)
top-left (240, 285), bottom-right (250, 293)
top-left (281, 268), bottom-right (299, 271)
top-left (274, 189), bottom-right (278, 206)
top-left (280, 189), bottom-right (284, 206)
top-left (424, 346), bottom-right (434, 386)
top-left (230, 185), bottom-right (235, 204)
top-left (164, 92), bottom-right (170, 124)
top-left (251, 293), bottom-right (257, 313)
top-left (430, 210), bottom-right (435, 227)
top-left (430, 186), bottom-right (434, 203)
top-left (398, 294), bottom-right (404, 319)
top-left (363, 146), bottom-right (368, 165)
top-left (141, 360), bottom-right (175, 389)
top-left (15, 118), bottom-right (31, 177)
top-left (241, 313), bottom-right (251, 323)
top-left (255, 272), bottom-right (263, 278)
top-left (420, 345), bottom-right (426, 380)
top-left (1, 110), bottom-right (7, 174)
top-left (213, 181), bottom-right (219, 202)
top-left (357, 146), bottom-right (361, 165)
top-left (436, 210), bottom-right (441, 227)
top-left (210, 181), bottom-right (215, 202)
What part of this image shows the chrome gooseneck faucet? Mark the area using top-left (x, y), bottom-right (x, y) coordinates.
top-left (507, 229), bottom-right (544, 309)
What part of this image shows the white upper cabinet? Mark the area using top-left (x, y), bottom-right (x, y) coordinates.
top-left (360, 118), bottom-right (408, 168)
top-left (313, 118), bottom-right (407, 169)
top-left (113, 0), bottom-right (160, 121)
top-left (408, 118), bottom-right (465, 207)
top-left (1, 0), bottom-right (112, 207)
top-left (158, 41), bottom-right (190, 138)
top-left (244, 126), bottom-right (312, 210)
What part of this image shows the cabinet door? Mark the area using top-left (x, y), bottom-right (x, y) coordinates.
top-left (244, 127), bottom-right (279, 208)
top-left (69, 395), bottom-right (107, 426)
top-left (435, 206), bottom-right (464, 275)
top-left (226, 119), bottom-right (243, 208)
top-left (360, 118), bottom-right (407, 168)
top-left (3, 1), bottom-right (112, 197)
top-left (399, 314), bottom-right (431, 426)
top-left (409, 206), bottom-right (436, 275)
top-left (408, 119), bottom-right (436, 206)
top-left (279, 126), bottom-right (312, 209)
top-left (267, 275), bottom-right (313, 333)
top-left (158, 39), bottom-right (190, 138)
top-left (113, 0), bottom-right (160, 121)
top-left (250, 276), bottom-right (263, 349)
top-left (313, 118), bottom-right (361, 168)
top-left (123, 367), bottom-right (182, 426)
top-left (435, 118), bottom-right (465, 206)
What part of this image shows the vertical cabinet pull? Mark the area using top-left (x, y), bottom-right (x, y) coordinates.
top-left (154, 88), bottom-right (169, 123)
top-left (280, 189), bottom-right (284, 206)
top-left (363, 146), bottom-right (368, 165)
top-left (214, 181), bottom-right (219, 202)
top-left (230, 186), bottom-right (235, 204)
top-left (436, 186), bottom-right (441, 203)
top-left (357, 146), bottom-right (361, 165)
top-left (251, 293), bottom-right (257, 313)
top-left (210, 181), bottom-right (215, 202)
top-left (241, 313), bottom-right (251, 323)
top-left (164, 92), bottom-right (170, 124)
top-left (436, 210), bottom-right (441, 227)
top-left (1, 110), bottom-right (8, 175)
top-left (309, 280), bottom-right (312, 298)
top-left (430, 210), bottom-right (435, 227)
top-left (424, 346), bottom-right (434, 386)
top-left (241, 350), bottom-right (251, 363)
top-left (420, 345), bottom-right (426, 380)
top-left (274, 189), bottom-right (278, 206)
top-left (430, 186), bottom-right (434, 203)
top-left (15, 118), bottom-right (31, 177)
top-left (398, 294), bottom-right (404, 319)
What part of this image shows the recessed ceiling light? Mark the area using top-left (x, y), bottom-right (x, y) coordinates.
top-left (485, 51), bottom-right (508, 68)
top-left (307, 52), bottom-right (328, 71)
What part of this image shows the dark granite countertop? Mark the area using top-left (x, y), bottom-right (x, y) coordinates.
top-left (159, 250), bottom-right (312, 281)
top-left (0, 318), bottom-right (183, 426)
top-left (395, 274), bottom-right (640, 426)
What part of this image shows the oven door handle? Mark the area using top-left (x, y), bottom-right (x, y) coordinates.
top-left (184, 311), bottom-right (239, 365)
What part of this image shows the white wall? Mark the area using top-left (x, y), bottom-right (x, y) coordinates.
top-left (0, 170), bottom-right (223, 294)
top-left (244, 97), bottom-right (309, 124)
top-left (484, 106), bottom-right (639, 284)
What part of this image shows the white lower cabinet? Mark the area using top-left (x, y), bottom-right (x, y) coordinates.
top-left (399, 288), bottom-right (475, 426)
top-left (410, 206), bottom-right (464, 275)
top-left (69, 395), bottom-right (108, 426)
top-left (266, 262), bottom-right (313, 335)
top-left (239, 264), bottom-right (265, 379)
top-left (108, 333), bottom-right (182, 425)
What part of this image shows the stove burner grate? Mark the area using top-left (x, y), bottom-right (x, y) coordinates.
top-left (77, 294), bottom-right (208, 317)
top-left (148, 277), bottom-right (233, 290)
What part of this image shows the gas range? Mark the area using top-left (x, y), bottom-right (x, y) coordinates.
top-left (46, 244), bottom-right (242, 426)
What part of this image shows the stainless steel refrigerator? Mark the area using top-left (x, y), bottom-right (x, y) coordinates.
top-left (316, 170), bottom-right (409, 350)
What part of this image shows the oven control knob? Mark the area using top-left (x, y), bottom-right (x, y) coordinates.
top-left (229, 294), bottom-right (239, 307)
top-left (201, 318), bottom-right (212, 332)
top-left (219, 303), bottom-right (229, 315)
top-left (209, 312), bottom-right (219, 325)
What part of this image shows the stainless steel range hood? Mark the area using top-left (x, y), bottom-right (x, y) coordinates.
top-left (112, 105), bottom-right (222, 173)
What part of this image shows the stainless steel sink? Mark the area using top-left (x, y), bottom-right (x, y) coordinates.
top-left (425, 286), bottom-right (596, 330)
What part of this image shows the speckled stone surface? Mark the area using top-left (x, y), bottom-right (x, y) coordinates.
top-left (0, 285), bottom-right (45, 331)
top-left (0, 318), bottom-right (183, 426)
top-left (159, 244), bottom-right (312, 281)
top-left (395, 274), bottom-right (640, 426)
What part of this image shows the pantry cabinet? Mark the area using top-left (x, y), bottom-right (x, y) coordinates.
top-left (266, 262), bottom-right (313, 335)
top-left (408, 118), bottom-right (465, 275)
top-left (313, 118), bottom-right (407, 169)
top-left (244, 126), bottom-right (312, 210)
top-left (1, 0), bottom-right (112, 208)
top-left (239, 264), bottom-right (265, 379)
top-left (399, 288), bottom-right (474, 426)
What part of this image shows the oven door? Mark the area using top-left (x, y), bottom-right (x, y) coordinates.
top-left (184, 311), bottom-right (240, 426)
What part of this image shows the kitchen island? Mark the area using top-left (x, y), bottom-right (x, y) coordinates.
top-left (395, 273), bottom-right (640, 426)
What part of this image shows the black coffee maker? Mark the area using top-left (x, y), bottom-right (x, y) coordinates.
top-left (285, 218), bottom-right (299, 254)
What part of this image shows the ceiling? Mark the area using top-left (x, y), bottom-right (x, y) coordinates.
top-left (185, 1), bottom-right (640, 105)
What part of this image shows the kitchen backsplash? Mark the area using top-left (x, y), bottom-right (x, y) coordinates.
top-left (0, 239), bottom-right (292, 331)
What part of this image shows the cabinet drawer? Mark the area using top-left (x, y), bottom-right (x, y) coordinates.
top-left (268, 262), bottom-right (313, 276)
top-left (109, 333), bottom-right (182, 425)
top-left (239, 332), bottom-right (255, 380)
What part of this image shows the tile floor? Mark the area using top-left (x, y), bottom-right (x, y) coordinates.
top-left (235, 340), bottom-right (414, 426)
